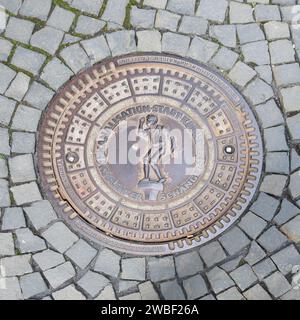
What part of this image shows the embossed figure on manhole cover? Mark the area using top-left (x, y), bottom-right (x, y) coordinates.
top-left (37, 54), bottom-right (263, 255)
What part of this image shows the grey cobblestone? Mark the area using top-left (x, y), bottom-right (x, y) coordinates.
top-left (106, 31), bottom-right (136, 56)
top-left (228, 62), bottom-right (256, 87)
top-left (20, 272), bottom-right (47, 299)
top-left (188, 37), bottom-right (218, 63)
top-left (255, 4), bottom-right (281, 22)
top-left (280, 85), bottom-right (300, 112)
top-left (75, 16), bottom-right (105, 36)
top-left (121, 258), bottom-right (146, 281)
top-left (209, 25), bottom-right (236, 48)
top-left (199, 241), bottom-right (227, 267)
top-left (0, 277), bottom-right (23, 300)
top-left (1, 207), bottom-right (26, 231)
top-left (265, 152), bottom-right (289, 174)
top-left (144, 0), bottom-right (167, 9)
top-left (9, 154), bottom-right (36, 184)
top-left (167, 0), bottom-right (195, 16)
top-left (221, 256), bottom-right (243, 273)
top-left (138, 281), bottom-right (159, 300)
top-left (148, 256), bottom-right (175, 282)
top-left (287, 113), bottom-right (300, 142)
top-left (162, 32), bottom-right (190, 56)
top-left (269, 40), bottom-right (296, 64)
top-left (10, 182), bottom-right (42, 205)
top-left (291, 149), bottom-right (300, 171)
top-left (24, 200), bottom-right (57, 231)
top-left (24, 82), bottom-right (55, 110)
top-left (230, 2), bottom-right (254, 24)
top-left (264, 21), bottom-right (290, 40)
top-left (131, 6), bottom-right (156, 29)
top-left (77, 271), bottom-right (109, 297)
top-left (5, 72), bottom-right (30, 101)
top-left (47, 6), bottom-right (75, 32)
top-left (219, 227), bottom-right (251, 255)
top-left (255, 65), bottom-right (273, 84)
top-left (11, 105), bottom-right (41, 132)
top-left (271, 245), bottom-right (300, 275)
top-left (230, 264), bottom-right (258, 291)
top-left (274, 199), bottom-right (299, 225)
top-left (101, 0), bottom-right (128, 25)
top-left (66, 239), bottom-right (97, 269)
top-left (0, 158), bottom-right (7, 179)
top-left (257, 226), bottom-right (288, 252)
top-left (81, 36), bottom-right (110, 64)
top-left (237, 23), bottom-right (265, 44)
top-left (243, 284), bottom-right (272, 300)
top-left (238, 212), bottom-right (267, 239)
top-left (0, 232), bottom-right (14, 256)
top-left (175, 251), bottom-right (203, 277)
top-left (71, 0), bottom-right (103, 15)
top-left (0, 254), bottom-right (32, 276)
top-left (137, 30), bottom-right (162, 52)
top-left (60, 44), bottom-right (90, 74)
top-left (5, 17), bottom-right (35, 44)
top-left (0, 95), bottom-right (15, 126)
top-left (119, 292), bottom-right (141, 300)
top-left (41, 58), bottom-right (74, 91)
top-left (31, 27), bottom-right (64, 55)
top-left (52, 285), bottom-right (86, 300)
top-left (0, 39), bottom-right (12, 62)
top-left (179, 16), bottom-right (208, 36)
top-left (20, 0), bottom-right (52, 21)
top-left (44, 261), bottom-right (76, 289)
top-left (42, 222), bottom-right (78, 253)
top-left (0, 179), bottom-right (10, 207)
top-left (211, 47), bottom-right (238, 71)
top-left (160, 280), bottom-right (185, 300)
top-left (253, 258), bottom-right (277, 280)
top-left (207, 267), bottom-right (234, 294)
top-left (95, 285), bottom-right (116, 300)
top-left (33, 249), bottom-right (65, 271)
top-left (155, 10), bottom-right (180, 32)
top-left (264, 271), bottom-right (291, 298)
top-left (15, 228), bottom-right (46, 253)
top-left (242, 40), bottom-right (270, 65)
top-left (0, 64), bottom-right (16, 95)
top-left (264, 125), bottom-right (289, 152)
top-left (217, 287), bottom-right (244, 300)
top-left (281, 215), bottom-right (300, 242)
top-left (183, 274), bottom-right (208, 300)
top-left (94, 249), bottom-right (120, 278)
top-left (197, 0), bottom-right (228, 23)
top-left (12, 47), bottom-right (46, 75)
top-left (0, 0), bottom-right (22, 14)
top-left (259, 174), bottom-right (288, 197)
top-left (244, 241), bottom-right (266, 265)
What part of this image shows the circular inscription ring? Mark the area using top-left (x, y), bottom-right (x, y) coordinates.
top-left (37, 54), bottom-right (263, 255)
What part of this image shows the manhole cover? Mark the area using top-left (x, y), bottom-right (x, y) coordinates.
top-left (37, 54), bottom-right (263, 255)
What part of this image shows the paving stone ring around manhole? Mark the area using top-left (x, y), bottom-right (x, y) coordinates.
top-left (37, 53), bottom-right (263, 255)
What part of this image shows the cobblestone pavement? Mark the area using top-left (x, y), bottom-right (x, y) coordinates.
top-left (1, 0), bottom-right (300, 301)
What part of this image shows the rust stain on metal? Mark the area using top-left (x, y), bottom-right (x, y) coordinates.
top-left (37, 53), bottom-right (263, 255)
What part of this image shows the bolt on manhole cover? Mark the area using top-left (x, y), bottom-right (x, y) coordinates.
top-left (37, 53), bottom-right (263, 255)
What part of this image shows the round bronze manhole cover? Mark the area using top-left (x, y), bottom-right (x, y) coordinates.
top-left (37, 54), bottom-right (263, 255)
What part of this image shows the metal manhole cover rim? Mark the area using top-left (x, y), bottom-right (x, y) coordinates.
top-left (37, 52), bottom-right (263, 256)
